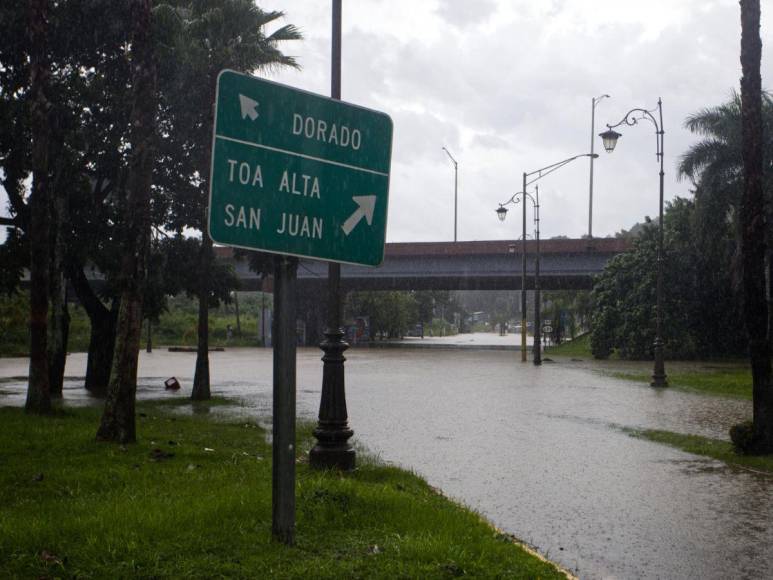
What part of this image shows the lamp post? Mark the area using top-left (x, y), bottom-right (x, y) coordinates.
top-left (442, 146), bottom-right (458, 242)
top-left (588, 94), bottom-right (610, 239)
top-left (599, 98), bottom-right (667, 388)
top-left (497, 188), bottom-right (542, 365)
top-left (310, 0), bottom-right (355, 470)
top-left (497, 153), bottom-right (597, 363)
top-left (533, 185), bottom-right (541, 365)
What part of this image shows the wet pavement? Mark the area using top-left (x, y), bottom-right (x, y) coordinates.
top-left (2, 344), bottom-right (771, 579)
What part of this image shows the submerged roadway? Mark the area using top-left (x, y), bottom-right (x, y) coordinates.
top-left (1, 341), bottom-right (769, 579)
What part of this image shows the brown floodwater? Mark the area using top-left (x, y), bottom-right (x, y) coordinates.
top-left (2, 346), bottom-right (771, 579)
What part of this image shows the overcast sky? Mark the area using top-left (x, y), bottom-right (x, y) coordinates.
top-left (1, 1), bottom-right (768, 244)
top-left (261, 0), bottom-right (770, 242)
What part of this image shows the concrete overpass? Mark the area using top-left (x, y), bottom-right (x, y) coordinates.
top-left (219, 237), bottom-right (630, 292)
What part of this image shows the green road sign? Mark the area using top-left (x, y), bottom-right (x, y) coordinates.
top-left (208, 69), bottom-right (393, 266)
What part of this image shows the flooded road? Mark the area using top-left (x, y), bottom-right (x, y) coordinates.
top-left (2, 345), bottom-right (771, 579)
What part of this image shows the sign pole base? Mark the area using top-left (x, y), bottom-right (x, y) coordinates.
top-left (310, 262), bottom-right (355, 471)
top-left (310, 328), bottom-right (355, 471)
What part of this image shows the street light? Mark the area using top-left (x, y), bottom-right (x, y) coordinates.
top-left (497, 185), bottom-right (542, 365)
top-left (497, 153), bottom-right (597, 363)
top-left (588, 94), bottom-right (610, 239)
top-left (442, 146), bottom-right (459, 242)
top-left (599, 98), bottom-right (667, 388)
top-left (310, 0), bottom-right (355, 472)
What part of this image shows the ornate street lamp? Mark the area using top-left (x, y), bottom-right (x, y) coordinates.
top-left (598, 128), bottom-right (622, 153)
top-left (310, 0), bottom-right (355, 471)
top-left (497, 188), bottom-right (542, 365)
top-left (497, 153), bottom-right (597, 364)
top-left (600, 98), bottom-right (667, 388)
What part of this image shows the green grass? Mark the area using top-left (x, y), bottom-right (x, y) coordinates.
top-left (626, 428), bottom-right (773, 473)
top-left (609, 366), bottom-right (752, 399)
top-left (0, 401), bottom-right (566, 579)
top-left (1, 293), bottom-right (271, 356)
top-left (543, 334), bottom-right (592, 358)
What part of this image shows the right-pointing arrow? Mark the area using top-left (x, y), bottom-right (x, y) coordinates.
top-left (342, 195), bottom-right (377, 236)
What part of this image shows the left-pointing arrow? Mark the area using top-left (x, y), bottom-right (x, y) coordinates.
top-left (239, 94), bottom-right (259, 121)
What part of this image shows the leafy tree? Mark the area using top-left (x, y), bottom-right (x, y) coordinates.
top-left (347, 291), bottom-right (418, 340)
top-left (1, 0), bottom-right (138, 397)
top-left (590, 198), bottom-right (745, 360)
top-left (24, 0), bottom-right (53, 414)
top-left (96, 0), bottom-right (157, 444)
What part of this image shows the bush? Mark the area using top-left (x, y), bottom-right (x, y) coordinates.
top-left (730, 421), bottom-right (756, 454)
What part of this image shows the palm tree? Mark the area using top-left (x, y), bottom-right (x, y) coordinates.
top-left (678, 91), bottom-right (773, 230)
top-left (738, 0), bottom-right (773, 454)
top-left (678, 1), bottom-right (773, 452)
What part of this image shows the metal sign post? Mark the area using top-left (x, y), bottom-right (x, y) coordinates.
top-left (271, 255), bottom-right (297, 544)
top-left (207, 54), bottom-right (393, 544)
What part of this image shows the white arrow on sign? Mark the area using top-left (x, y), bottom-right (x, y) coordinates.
top-left (341, 195), bottom-right (377, 236)
top-left (239, 94), bottom-right (259, 121)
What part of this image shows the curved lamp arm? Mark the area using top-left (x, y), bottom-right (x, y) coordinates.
top-left (601, 98), bottom-right (664, 159)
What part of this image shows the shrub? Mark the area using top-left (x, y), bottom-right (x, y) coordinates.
top-left (730, 421), bottom-right (756, 454)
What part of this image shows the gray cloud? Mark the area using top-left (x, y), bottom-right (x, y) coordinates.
top-left (251, 0), bottom-right (769, 241)
top-left (435, 0), bottom-right (498, 28)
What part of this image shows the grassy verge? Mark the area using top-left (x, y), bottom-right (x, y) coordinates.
top-left (609, 365), bottom-right (751, 399)
top-left (0, 401), bottom-right (567, 579)
top-left (1, 293), bottom-right (271, 356)
top-left (543, 334), bottom-right (593, 358)
top-left (626, 428), bottom-right (773, 473)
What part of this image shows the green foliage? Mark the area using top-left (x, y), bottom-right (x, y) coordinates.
top-left (0, 402), bottom-right (565, 579)
top-left (590, 198), bottom-right (745, 360)
top-left (345, 290), bottom-right (468, 339)
top-left (0, 293), bottom-right (271, 355)
top-left (542, 291), bottom-right (588, 344)
top-left (0, 292), bottom-right (29, 355)
top-left (348, 291), bottom-right (419, 339)
top-left (592, 92), bottom-right (773, 361)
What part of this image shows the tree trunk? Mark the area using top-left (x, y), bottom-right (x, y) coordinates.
top-left (69, 263), bottom-right (118, 396)
top-left (47, 284), bottom-right (69, 397)
top-left (85, 304), bottom-right (118, 395)
top-left (739, 0), bottom-right (773, 453)
top-left (25, 0), bottom-right (52, 414)
top-left (191, 235), bottom-right (212, 400)
top-left (48, 160), bottom-right (69, 397)
top-left (96, 0), bottom-right (156, 443)
top-left (233, 291), bottom-right (242, 337)
top-left (146, 319), bottom-right (152, 353)
top-left (191, 68), bottom-right (219, 400)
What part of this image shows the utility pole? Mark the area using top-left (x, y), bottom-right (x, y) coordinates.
top-left (442, 146), bottom-right (458, 242)
top-left (588, 94), bottom-right (609, 239)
